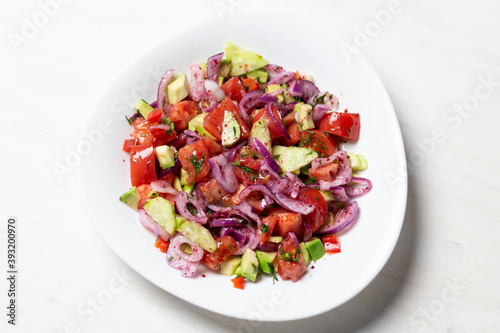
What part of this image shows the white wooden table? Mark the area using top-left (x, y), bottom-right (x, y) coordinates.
top-left (1, 0), bottom-right (499, 332)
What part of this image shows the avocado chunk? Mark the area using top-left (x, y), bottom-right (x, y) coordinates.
top-left (267, 236), bottom-right (283, 243)
top-left (119, 187), bottom-right (141, 211)
top-left (241, 248), bottom-right (259, 282)
top-left (234, 264), bottom-right (242, 277)
top-left (271, 145), bottom-right (288, 160)
top-left (225, 41), bottom-right (269, 76)
top-left (348, 152), bottom-right (368, 172)
top-left (305, 237), bottom-right (326, 261)
top-left (246, 68), bottom-right (268, 84)
top-left (255, 251), bottom-right (277, 274)
top-left (180, 168), bottom-right (189, 186)
top-left (155, 145), bottom-right (176, 169)
top-left (278, 147), bottom-right (319, 173)
top-left (250, 118), bottom-right (272, 152)
top-left (266, 84), bottom-right (284, 103)
top-left (134, 99), bottom-right (154, 119)
top-left (167, 73), bottom-right (189, 104)
top-left (282, 84), bottom-right (295, 104)
top-left (177, 219), bottom-right (217, 253)
top-left (220, 255), bottom-right (242, 276)
top-left (294, 102), bottom-right (315, 131)
top-left (319, 190), bottom-right (335, 202)
top-left (182, 184), bottom-right (195, 194)
top-left (188, 113), bottom-right (217, 140)
top-left (172, 176), bottom-right (182, 192)
top-left (143, 197), bottom-right (176, 235)
top-left (299, 242), bottom-right (312, 266)
top-left (221, 110), bottom-right (241, 147)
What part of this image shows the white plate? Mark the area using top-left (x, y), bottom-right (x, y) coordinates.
top-left (79, 7), bottom-right (407, 321)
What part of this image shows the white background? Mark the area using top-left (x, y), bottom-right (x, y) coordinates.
top-left (1, 0), bottom-right (499, 332)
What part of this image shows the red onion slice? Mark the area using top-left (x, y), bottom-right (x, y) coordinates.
top-left (175, 192), bottom-right (208, 224)
top-left (288, 231), bottom-right (300, 248)
top-left (346, 177), bottom-right (373, 197)
top-left (310, 151), bottom-right (352, 190)
top-left (239, 90), bottom-right (264, 121)
top-left (200, 93), bottom-right (218, 113)
top-left (312, 104), bottom-right (330, 125)
top-left (267, 71), bottom-right (296, 85)
top-left (149, 100), bottom-right (158, 108)
top-left (207, 52), bottom-right (224, 81)
top-left (232, 226), bottom-right (259, 255)
top-left (204, 79), bottom-right (226, 102)
top-left (208, 154), bottom-right (239, 194)
top-left (298, 80), bottom-right (320, 104)
top-left (210, 218), bottom-right (243, 227)
top-left (166, 233), bottom-right (200, 277)
top-left (263, 64), bottom-right (285, 78)
top-left (256, 242), bottom-right (280, 252)
top-left (251, 138), bottom-right (281, 174)
top-left (149, 124), bottom-right (171, 131)
top-left (189, 64), bottom-right (206, 102)
top-left (159, 158), bottom-right (181, 179)
top-left (258, 93), bottom-right (277, 104)
top-left (266, 102), bottom-right (290, 140)
top-left (170, 233), bottom-right (204, 262)
top-left (288, 80), bottom-right (302, 97)
top-left (157, 69), bottom-right (175, 111)
top-left (150, 180), bottom-right (179, 195)
top-left (138, 209), bottom-right (170, 241)
top-left (234, 202), bottom-right (262, 227)
top-left (315, 201), bottom-right (359, 235)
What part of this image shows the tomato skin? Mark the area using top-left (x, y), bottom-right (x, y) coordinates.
top-left (131, 117), bottom-right (148, 130)
top-left (146, 108), bottom-right (163, 124)
top-left (231, 276), bottom-right (245, 290)
top-left (277, 233), bottom-right (307, 282)
top-left (259, 215), bottom-right (278, 245)
top-left (131, 128), bottom-right (154, 146)
top-left (168, 100), bottom-right (200, 131)
top-left (250, 104), bottom-right (285, 141)
top-left (203, 98), bottom-right (250, 141)
top-left (136, 184), bottom-right (152, 209)
top-left (123, 138), bottom-right (137, 152)
top-left (201, 236), bottom-right (238, 270)
top-left (149, 128), bottom-right (177, 147)
top-left (319, 112), bottom-right (360, 141)
top-left (269, 208), bottom-right (303, 238)
top-left (280, 122), bottom-right (301, 146)
top-left (298, 130), bottom-right (337, 157)
top-left (221, 77), bottom-right (246, 103)
top-left (323, 235), bottom-right (341, 253)
top-left (201, 137), bottom-right (223, 156)
top-left (178, 140), bottom-right (210, 185)
top-left (130, 145), bottom-right (157, 187)
top-left (241, 77), bottom-right (259, 92)
top-left (298, 187), bottom-right (328, 233)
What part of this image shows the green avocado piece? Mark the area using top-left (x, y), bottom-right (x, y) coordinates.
top-left (218, 59), bottom-right (231, 78)
top-left (241, 248), bottom-right (259, 282)
top-left (235, 264), bottom-right (242, 277)
top-left (167, 73), bottom-right (189, 104)
top-left (266, 84), bottom-right (284, 103)
top-left (305, 237), bottom-right (326, 261)
top-left (188, 113), bottom-right (217, 140)
top-left (134, 99), bottom-right (154, 119)
top-left (143, 197), bottom-right (176, 235)
top-left (225, 41), bottom-right (269, 76)
top-left (221, 110), bottom-right (241, 147)
top-left (267, 236), bottom-right (283, 243)
top-left (294, 102), bottom-right (315, 131)
top-left (250, 118), bottom-right (272, 152)
top-left (299, 242), bottom-right (312, 266)
top-left (177, 219), bottom-right (217, 253)
top-left (119, 187), bottom-right (141, 211)
top-left (255, 251), bottom-right (277, 274)
top-left (220, 255), bottom-right (242, 276)
top-left (155, 145), bottom-right (176, 169)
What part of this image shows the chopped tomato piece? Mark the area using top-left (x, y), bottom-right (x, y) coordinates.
top-left (298, 130), bottom-right (337, 157)
top-left (297, 187), bottom-right (328, 233)
top-left (178, 140), bottom-right (210, 185)
top-left (130, 144), bottom-right (157, 187)
top-left (250, 104), bottom-right (286, 141)
top-left (131, 117), bottom-right (148, 130)
top-left (319, 112), bottom-right (360, 141)
top-left (154, 237), bottom-right (169, 253)
top-left (202, 236), bottom-right (238, 270)
top-left (136, 184), bottom-right (152, 209)
top-left (277, 233), bottom-right (306, 282)
top-left (241, 77), bottom-right (259, 92)
top-left (231, 276), bottom-right (245, 290)
top-left (149, 127), bottom-right (177, 147)
top-left (323, 235), bottom-right (341, 253)
top-left (308, 161), bottom-right (341, 182)
top-left (199, 178), bottom-right (229, 204)
top-left (259, 215), bottom-right (278, 245)
top-left (168, 100), bottom-right (200, 131)
top-left (122, 138), bottom-right (137, 152)
top-left (146, 108), bottom-right (163, 124)
top-left (131, 127), bottom-right (154, 146)
top-left (202, 137), bottom-right (224, 156)
top-left (221, 77), bottom-right (246, 103)
top-left (280, 122), bottom-right (301, 146)
top-left (269, 208), bottom-right (302, 238)
top-left (203, 97), bottom-right (250, 141)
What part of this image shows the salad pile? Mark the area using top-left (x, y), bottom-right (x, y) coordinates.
top-left (119, 42), bottom-right (372, 288)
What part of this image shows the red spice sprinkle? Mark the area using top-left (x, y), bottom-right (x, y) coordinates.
top-left (202, 274), bottom-right (206, 278)
top-left (311, 266), bottom-right (315, 269)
